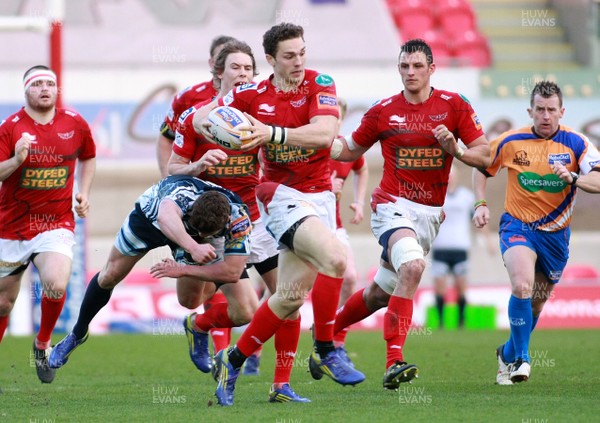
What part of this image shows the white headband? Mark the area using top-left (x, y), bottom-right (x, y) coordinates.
top-left (23, 69), bottom-right (57, 91)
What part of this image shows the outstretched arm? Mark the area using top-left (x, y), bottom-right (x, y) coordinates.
top-left (150, 255), bottom-right (247, 284)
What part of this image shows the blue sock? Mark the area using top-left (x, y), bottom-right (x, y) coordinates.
top-left (503, 295), bottom-right (532, 362)
top-left (503, 311), bottom-right (539, 362)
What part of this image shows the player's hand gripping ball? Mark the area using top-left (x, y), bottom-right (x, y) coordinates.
top-left (207, 106), bottom-right (251, 150)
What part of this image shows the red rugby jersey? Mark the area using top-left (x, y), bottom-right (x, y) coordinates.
top-left (0, 108), bottom-right (96, 240)
top-left (352, 89), bottom-right (484, 207)
top-left (161, 80), bottom-right (218, 140)
top-left (218, 69), bottom-right (339, 193)
top-left (173, 104), bottom-right (261, 220)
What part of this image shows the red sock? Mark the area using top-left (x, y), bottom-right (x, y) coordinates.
top-left (203, 292), bottom-right (231, 352)
top-left (0, 315), bottom-right (8, 343)
top-left (333, 288), bottom-right (371, 345)
top-left (194, 302), bottom-right (235, 333)
top-left (384, 295), bottom-right (413, 368)
top-left (273, 317), bottom-right (301, 384)
top-left (37, 294), bottom-right (66, 346)
top-left (253, 345), bottom-right (263, 358)
top-left (311, 273), bottom-right (343, 342)
top-left (236, 302), bottom-right (284, 357)
top-left (204, 291), bottom-right (227, 308)
top-left (210, 327), bottom-right (231, 353)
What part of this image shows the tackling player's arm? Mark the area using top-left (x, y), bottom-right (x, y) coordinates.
top-left (150, 255), bottom-right (247, 284)
top-left (156, 199), bottom-right (217, 264)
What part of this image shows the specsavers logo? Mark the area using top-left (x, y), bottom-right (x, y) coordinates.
top-left (20, 166), bottom-right (68, 189)
top-left (396, 147), bottom-right (445, 169)
top-left (518, 172), bottom-right (566, 193)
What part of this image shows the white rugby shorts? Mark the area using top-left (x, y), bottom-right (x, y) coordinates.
top-left (371, 195), bottom-right (444, 257)
top-left (257, 183), bottom-right (336, 248)
top-left (0, 229), bottom-right (75, 278)
top-left (248, 219), bottom-right (278, 264)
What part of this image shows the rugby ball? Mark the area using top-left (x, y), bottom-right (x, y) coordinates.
top-left (207, 106), bottom-right (251, 150)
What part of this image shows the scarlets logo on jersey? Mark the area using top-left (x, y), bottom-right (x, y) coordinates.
top-left (290, 97), bottom-right (306, 108)
top-left (396, 147), bottom-right (445, 169)
top-left (317, 93), bottom-right (338, 111)
top-left (57, 131), bottom-right (74, 140)
top-left (20, 166), bottom-right (68, 189)
top-left (518, 172), bottom-right (566, 193)
top-left (230, 215), bottom-right (251, 239)
top-left (429, 112), bottom-right (448, 122)
top-left (207, 155), bottom-right (257, 177)
top-left (548, 153), bottom-right (572, 165)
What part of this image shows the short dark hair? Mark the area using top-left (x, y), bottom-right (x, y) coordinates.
top-left (399, 39), bottom-right (433, 65)
top-left (530, 81), bottom-right (562, 107)
top-left (209, 35), bottom-right (237, 59)
top-left (212, 40), bottom-right (259, 79)
top-left (188, 191), bottom-right (230, 234)
top-left (23, 65), bottom-right (52, 80)
top-left (262, 22), bottom-right (304, 57)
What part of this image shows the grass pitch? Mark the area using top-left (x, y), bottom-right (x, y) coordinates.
top-left (1, 328), bottom-right (598, 422)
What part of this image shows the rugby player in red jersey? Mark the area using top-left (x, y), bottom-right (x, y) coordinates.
top-left (330, 39), bottom-right (490, 390)
top-left (193, 22), bottom-right (366, 406)
top-left (161, 40), bottom-right (305, 402)
top-left (156, 35), bottom-right (236, 177)
top-left (0, 65), bottom-right (96, 383)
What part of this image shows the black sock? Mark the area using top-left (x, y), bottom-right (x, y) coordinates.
top-left (72, 273), bottom-right (113, 339)
top-left (315, 340), bottom-right (335, 357)
top-left (228, 347), bottom-right (247, 370)
top-left (435, 295), bottom-right (445, 328)
top-left (458, 296), bottom-right (467, 328)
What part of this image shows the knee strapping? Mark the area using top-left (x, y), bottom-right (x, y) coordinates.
top-left (390, 237), bottom-right (424, 272)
